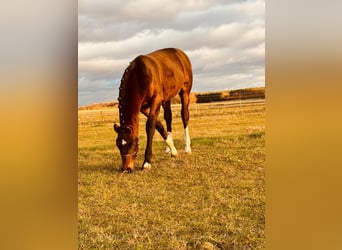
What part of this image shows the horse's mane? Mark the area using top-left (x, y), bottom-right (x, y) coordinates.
top-left (118, 60), bottom-right (136, 126)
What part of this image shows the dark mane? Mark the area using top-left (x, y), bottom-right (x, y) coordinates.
top-left (118, 60), bottom-right (136, 126)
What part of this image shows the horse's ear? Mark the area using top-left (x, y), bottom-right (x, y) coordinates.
top-left (114, 124), bottom-right (120, 133)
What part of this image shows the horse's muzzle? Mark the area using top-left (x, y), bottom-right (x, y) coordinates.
top-left (120, 154), bottom-right (135, 173)
top-left (121, 167), bottom-right (133, 173)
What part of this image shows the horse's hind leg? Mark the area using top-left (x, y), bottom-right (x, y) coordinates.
top-left (141, 104), bottom-right (178, 158)
top-left (162, 101), bottom-right (178, 157)
top-left (179, 89), bottom-right (192, 154)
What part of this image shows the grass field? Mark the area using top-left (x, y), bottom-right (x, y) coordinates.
top-left (78, 101), bottom-right (265, 249)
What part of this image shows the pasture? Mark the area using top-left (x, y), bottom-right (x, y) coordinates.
top-left (78, 100), bottom-right (265, 249)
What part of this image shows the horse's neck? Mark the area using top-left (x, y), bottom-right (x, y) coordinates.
top-left (121, 113), bottom-right (139, 136)
top-left (119, 64), bottom-right (141, 136)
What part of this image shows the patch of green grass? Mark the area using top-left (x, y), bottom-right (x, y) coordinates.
top-left (78, 104), bottom-right (265, 249)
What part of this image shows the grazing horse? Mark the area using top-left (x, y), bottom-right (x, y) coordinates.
top-left (114, 48), bottom-right (193, 172)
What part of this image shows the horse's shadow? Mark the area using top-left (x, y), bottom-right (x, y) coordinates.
top-left (79, 157), bottom-right (149, 175)
top-left (79, 155), bottom-right (122, 175)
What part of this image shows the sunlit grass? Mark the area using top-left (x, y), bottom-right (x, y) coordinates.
top-left (78, 103), bottom-right (265, 249)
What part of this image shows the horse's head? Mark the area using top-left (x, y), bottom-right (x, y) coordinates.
top-left (114, 124), bottom-right (139, 172)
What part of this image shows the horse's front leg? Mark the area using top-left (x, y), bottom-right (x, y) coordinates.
top-left (142, 102), bottom-right (161, 170)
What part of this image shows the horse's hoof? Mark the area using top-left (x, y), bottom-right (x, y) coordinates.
top-left (184, 149), bottom-right (192, 155)
top-left (142, 162), bottom-right (152, 170)
top-left (171, 153), bottom-right (178, 158)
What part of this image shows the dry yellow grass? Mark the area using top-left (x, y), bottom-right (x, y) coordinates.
top-left (78, 102), bottom-right (265, 249)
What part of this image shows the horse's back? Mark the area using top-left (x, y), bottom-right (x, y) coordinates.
top-left (146, 48), bottom-right (192, 78)
top-left (141, 48), bottom-right (192, 99)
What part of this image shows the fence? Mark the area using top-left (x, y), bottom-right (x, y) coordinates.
top-left (78, 98), bottom-right (265, 124)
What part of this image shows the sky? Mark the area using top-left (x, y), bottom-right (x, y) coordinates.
top-left (78, 0), bottom-right (265, 106)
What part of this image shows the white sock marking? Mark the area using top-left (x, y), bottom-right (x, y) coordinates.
top-left (143, 162), bottom-right (151, 169)
top-left (165, 132), bottom-right (178, 156)
top-left (184, 126), bottom-right (191, 153)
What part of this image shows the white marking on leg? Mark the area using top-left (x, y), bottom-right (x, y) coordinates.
top-left (143, 162), bottom-right (151, 169)
top-left (165, 131), bottom-right (171, 153)
top-left (184, 126), bottom-right (191, 153)
top-left (165, 132), bottom-right (178, 156)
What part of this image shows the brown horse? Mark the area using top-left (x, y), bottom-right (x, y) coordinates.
top-left (114, 48), bottom-right (193, 172)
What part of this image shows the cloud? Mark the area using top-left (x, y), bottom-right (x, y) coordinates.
top-left (78, 0), bottom-right (265, 106)
top-left (79, 0), bottom-right (235, 22)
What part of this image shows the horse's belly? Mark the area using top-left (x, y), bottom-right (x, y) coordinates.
top-left (162, 82), bottom-right (182, 100)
